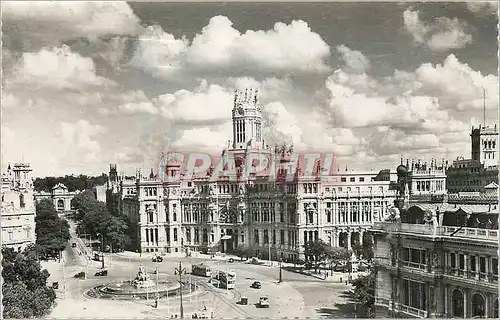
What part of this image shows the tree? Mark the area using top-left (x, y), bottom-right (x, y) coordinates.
top-left (71, 189), bottom-right (98, 221)
top-left (35, 199), bottom-right (70, 259)
top-left (352, 269), bottom-right (375, 317)
top-left (233, 244), bottom-right (253, 260)
top-left (304, 239), bottom-right (334, 272)
top-left (352, 234), bottom-right (374, 263)
top-left (2, 245), bottom-right (56, 318)
top-left (76, 196), bottom-right (131, 252)
top-left (325, 246), bottom-right (352, 273)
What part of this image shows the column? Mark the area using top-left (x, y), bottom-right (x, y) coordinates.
top-left (347, 202), bottom-right (351, 224)
top-left (347, 229), bottom-right (352, 250)
top-left (464, 288), bottom-right (468, 318)
top-left (360, 230), bottom-right (365, 246)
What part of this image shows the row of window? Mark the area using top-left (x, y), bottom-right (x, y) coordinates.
top-left (397, 248), bottom-right (499, 281)
top-left (144, 187), bottom-right (157, 197)
top-left (482, 140), bottom-right (496, 149)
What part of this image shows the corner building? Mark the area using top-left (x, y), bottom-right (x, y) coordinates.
top-left (372, 191), bottom-right (499, 318)
top-left (1, 163), bottom-right (36, 251)
top-left (108, 90), bottom-right (398, 260)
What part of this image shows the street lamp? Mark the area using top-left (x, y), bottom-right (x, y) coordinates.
top-left (155, 261), bottom-right (159, 308)
top-left (279, 258), bottom-right (283, 283)
top-left (174, 261), bottom-right (187, 319)
top-left (96, 233), bottom-right (105, 269)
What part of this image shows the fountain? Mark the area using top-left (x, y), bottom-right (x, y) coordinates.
top-left (85, 265), bottom-right (197, 300)
top-left (132, 265), bottom-right (155, 288)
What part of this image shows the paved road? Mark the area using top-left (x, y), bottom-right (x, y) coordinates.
top-left (46, 224), bottom-right (359, 319)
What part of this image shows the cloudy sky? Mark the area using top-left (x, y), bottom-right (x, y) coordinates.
top-left (1, 1), bottom-right (498, 177)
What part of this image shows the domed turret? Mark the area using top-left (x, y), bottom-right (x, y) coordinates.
top-left (396, 164), bottom-right (408, 178)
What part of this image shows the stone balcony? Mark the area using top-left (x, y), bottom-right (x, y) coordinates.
top-left (373, 222), bottom-right (498, 242)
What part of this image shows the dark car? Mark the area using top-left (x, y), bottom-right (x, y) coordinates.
top-left (152, 256), bottom-right (163, 263)
top-left (74, 271), bottom-right (86, 279)
top-left (228, 258), bottom-right (234, 263)
top-left (251, 281), bottom-right (262, 289)
top-left (333, 263), bottom-right (348, 272)
top-left (71, 242), bottom-right (77, 248)
top-left (95, 270), bottom-right (108, 276)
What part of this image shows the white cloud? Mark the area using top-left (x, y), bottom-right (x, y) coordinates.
top-left (171, 123), bottom-right (232, 149)
top-left (117, 91), bottom-right (160, 115)
top-left (156, 80), bottom-right (233, 124)
top-left (336, 45), bottom-right (370, 73)
top-left (9, 45), bottom-right (114, 90)
top-left (132, 16), bottom-right (331, 77)
top-left (414, 54), bottom-right (499, 111)
top-left (60, 120), bottom-right (107, 163)
top-left (403, 9), bottom-right (472, 52)
top-left (2, 1), bottom-right (142, 43)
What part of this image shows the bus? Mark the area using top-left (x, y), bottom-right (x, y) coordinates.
top-left (217, 270), bottom-right (236, 289)
top-left (192, 264), bottom-right (212, 277)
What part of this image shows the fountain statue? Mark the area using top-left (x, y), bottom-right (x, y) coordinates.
top-left (132, 265), bottom-right (155, 288)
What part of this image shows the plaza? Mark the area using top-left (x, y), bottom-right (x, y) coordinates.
top-left (43, 226), bottom-right (362, 319)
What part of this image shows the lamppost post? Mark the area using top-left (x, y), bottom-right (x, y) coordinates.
top-left (97, 233), bottom-right (105, 269)
top-left (175, 261), bottom-right (186, 318)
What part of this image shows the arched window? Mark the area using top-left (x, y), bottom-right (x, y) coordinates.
top-left (471, 293), bottom-right (486, 318)
top-left (57, 199), bottom-right (64, 211)
top-left (452, 289), bottom-right (464, 318)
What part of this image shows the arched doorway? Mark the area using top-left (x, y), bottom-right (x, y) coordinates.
top-left (471, 293), bottom-right (486, 318)
top-left (57, 199), bottom-right (65, 211)
top-left (452, 289), bottom-right (464, 318)
top-left (339, 232), bottom-right (348, 248)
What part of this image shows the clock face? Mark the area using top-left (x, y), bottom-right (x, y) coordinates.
top-left (237, 107), bottom-right (244, 115)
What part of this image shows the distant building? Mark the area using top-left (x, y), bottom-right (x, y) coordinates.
top-left (93, 184), bottom-right (106, 203)
top-left (106, 89), bottom-right (399, 259)
top-left (471, 124), bottom-right (498, 167)
top-left (372, 189), bottom-right (499, 318)
top-left (405, 158), bottom-right (448, 196)
top-left (1, 163), bottom-right (36, 251)
top-left (446, 158), bottom-right (498, 194)
top-left (34, 183), bottom-right (80, 212)
top-left (447, 124), bottom-right (499, 194)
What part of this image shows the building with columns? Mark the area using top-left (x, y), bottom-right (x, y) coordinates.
top-left (108, 89), bottom-right (398, 261)
top-left (372, 187), bottom-right (499, 318)
top-left (1, 163), bottom-right (36, 251)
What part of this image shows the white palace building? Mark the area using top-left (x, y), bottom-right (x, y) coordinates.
top-left (107, 90), bottom-right (450, 261)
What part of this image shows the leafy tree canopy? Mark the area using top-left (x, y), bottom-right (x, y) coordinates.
top-left (35, 199), bottom-right (70, 256)
top-left (352, 234), bottom-right (374, 263)
top-left (233, 244), bottom-right (253, 259)
top-left (33, 173), bottom-right (107, 192)
top-left (2, 245), bottom-right (56, 318)
top-left (352, 270), bottom-right (375, 317)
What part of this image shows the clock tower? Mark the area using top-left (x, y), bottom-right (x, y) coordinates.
top-left (231, 89), bottom-right (263, 150)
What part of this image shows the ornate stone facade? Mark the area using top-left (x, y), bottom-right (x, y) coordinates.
top-left (1, 163), bottom-right (36, 251)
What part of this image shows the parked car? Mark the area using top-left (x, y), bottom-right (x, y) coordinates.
top-left (152, 255), bottom-right (163, 263)
top-left (228, 258), bottom-right (234, 263)
top-left (333, 263), bottom-right (348, 272)
top-left (74, 271), bottom-right (85, 279)
top-left (251, 281), bottom-right (261, 289)
top-left (52, 282), bottom-right (59, 289)
top-left (71, 242), bottom-right (77, 248)
top-left (259, 296), bottom-right (270, 308)
top-left (240, 296), bottom-right (248, 305)
top-left (95, 270), bottom-right (108, 277)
